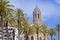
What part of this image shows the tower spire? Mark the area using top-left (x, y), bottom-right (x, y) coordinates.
top-left (34, 5), bottom-right (40, 12)
top-left (33, 5), bottom-right (41, 25)
top-left (35, 4), bottom-right (39, 9)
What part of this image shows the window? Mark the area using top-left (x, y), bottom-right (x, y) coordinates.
top-left (31, 36), bottom-right (34, 40)
top-left (35, 14), bottom-right (36, 18)
top-left (38, 14), bottom-right (39, 19)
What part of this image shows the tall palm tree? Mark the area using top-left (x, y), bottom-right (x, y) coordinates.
top-left (15, 8), bottom-right (24, 40)
top-left (22, 19), bottom-right (30, 40)
top-left (4, 12), bottom-right (9, 40)
top-left (22, 19), bottom-right (34, 40)
top-left (33, 24), bottom-right (41, 40)
top-left (56, 24), bottom-right (60, 40)
top-left (41, 24), bottom-right (47, 40)
top-left (48, 28), bottom-right (56, 40)
top-left (0, 0), bottom-right (5, 39)
top-left (0, 0), bottom-right (14, 40)
top-left (0, 0), bottom-right (14, 26)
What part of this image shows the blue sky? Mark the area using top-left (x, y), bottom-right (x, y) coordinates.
top-left (9, 0), bottom-right (60, 28)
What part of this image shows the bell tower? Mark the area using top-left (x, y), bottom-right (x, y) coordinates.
top-left (33, 5), bottom-right (41, 25)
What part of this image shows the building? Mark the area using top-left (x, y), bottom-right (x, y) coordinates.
top-left (22, 5), bottom-right (45, 40)
top-left (29, 5), bottom-right (44, 40)
top-left (0, 26), bottom-right (15, 40)
top-left (33, 5), bottom-right (41, 25)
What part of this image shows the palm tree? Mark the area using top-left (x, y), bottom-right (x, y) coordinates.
top-left (4, 12), bottom-right (9, 40)
top-left (48, 28), bottom-right (56, 40)
top-left (15, 8), bottom-right (24, 40)
top-left (22, 18), bottom-right (30, 40)
top-left (0, 0), bottom-right (14, 40)
top-left (0, 0), bottom-right (14, 24)
top-left (0, 0), bottom-right (5, 39)
top-left (56, 24), bottom-right (60, 40)
top-left (22, 19), bottom-right (34, 40)
top-left (33, 24), bottom-right (41, 40)
top-left (41, 24), bottom-right (47, 40)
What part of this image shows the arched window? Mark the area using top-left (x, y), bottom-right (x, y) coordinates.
top-left (35, 14), bottom-right (37, 18)
top-left (31, 36), bottom-right (34, 40)
top-left (38, 14), bottom-right (39, 19)
top-left (40, 37), bottom-right (42, 40)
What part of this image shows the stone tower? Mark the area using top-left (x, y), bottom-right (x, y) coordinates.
top-left (33, 5), bottom-right (41, 25)
top-left (22, 5), bottom-right (44, 40)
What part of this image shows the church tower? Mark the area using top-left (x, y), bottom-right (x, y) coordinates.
top-left (33, 5), bottom-right (41, 25)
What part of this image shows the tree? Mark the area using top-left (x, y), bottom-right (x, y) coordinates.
top-left (48, 28), bottom-right (56, 40)
top-left (56, 24), bottom-right (60, 40)
top-left (15, 8), bottom-right (24, 40)
top-left (22, 18), bottom-right (34, 40)
top-left (41, 24), bottom-right (47, 40)
top-left (0, 0), bottom-right (14, 40)
top-left (0, 0), bottom-right (14, 24)
top-left (22, 19), bottom-right (30, 40)
top-left (33, 24), bottom-right (41, 40)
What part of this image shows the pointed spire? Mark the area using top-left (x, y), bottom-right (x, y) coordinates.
top-left (36, 4), bottom-right (39, 9)
top-left (34, 4), bottom-right (39, 11)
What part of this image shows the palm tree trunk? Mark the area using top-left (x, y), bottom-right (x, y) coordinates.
top-left (37, 30), bottom-right (39, 40)
top-left (26, 34), bottom-right (29, 40)
top-left (5, 21), bottom-right (9, 40)
top-left (18, 20), bottom-right (21, 40)
top-left (18, 28), bottom-right (20, 40)
top-left (1, 12), bottom-right (4, 40)
top-left (37, 33), bottom-right (39, 40)
top-left (51, 35), bottom-right (53, 40)
top-left (44, 34), bottom-right (46, 40)
top-left (58, 31), bottom-right (59, 40)
top-left (25, 31), bottom-right (29, 40)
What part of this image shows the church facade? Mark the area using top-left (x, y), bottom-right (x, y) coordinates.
top-left (22, 5), bottom-right (45, 40)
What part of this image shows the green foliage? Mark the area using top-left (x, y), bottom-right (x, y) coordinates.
top-left (0, 0), bottom-right (14, 13)
top-left (56, 24), bottom-right (60, 31)
top-left (0, 0), bottom-right (14, 26)
top-left (41, 24), bottom-right (48, 35)
top-left (48, 28), bottom-right (56, 36)
top-left (33, 24), bottom-right (41, 34)
top-left (22, 19), bottom-right (34, 35)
